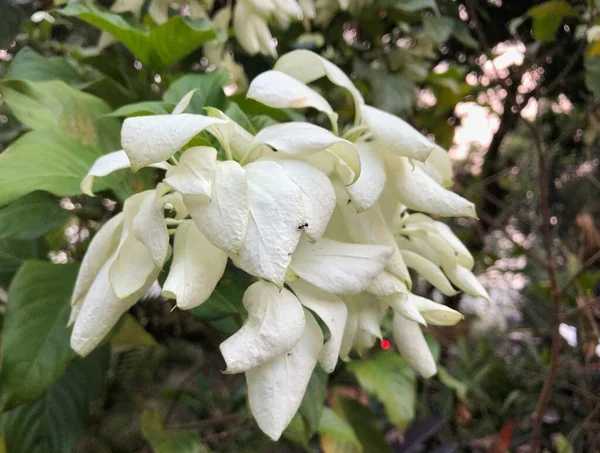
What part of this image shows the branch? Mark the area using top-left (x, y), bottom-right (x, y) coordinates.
top-left (529, 118), bottom-right (562, 453)
top-left (557, 249), bottom-right (600, 297)
top-left (165, 413), bottom-right (249, 431)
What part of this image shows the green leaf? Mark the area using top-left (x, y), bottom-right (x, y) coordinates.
top-left (393, 0), bottom-right (437, 13)
top-left (191, 269), bottom-right (247, 322)
top-left (60, 0), bottom-right (221, 68)
top-left (6, 47), bottom-right (86, 86)
top-left (437, 366), bottom-right (468, 401)
top-left (111, 314), bottom-right (158, 347)
top-left (107, 101), bottom-right (175, 117)
top-left (0, 261), bottom-right (79, 409)
top-left (224, 102), bottom-right (256, 134)
top-left (585, 55), bottom-right (600, 97)
top-left (318, 407), bottom-right (361, 446)
top-left (347, 351), bottom-right (416, 429)
top-left (0, 192), bottom-right (71, 240)
top-left (423, 17), bottom-right (454, 43)
top-left (0, 0), bottom-right (24, 49)
top-left (452, 20), bottom-right (479, 49)
top-left (283, 413), bottom-right (312, 451)
top-left (0, 348), bottom-right (109, 453)
top-left (0, 239), bottom-right (48, 286)
top-left (336, 397), bottom-right (391, 453)
top-left (299, 366), bottom-right (328, 435)
top-left (0, 79), bottom-right (120, 151)
top-left (554, 433), bottom-right (574, 453)
top-left (527, 0), bottom-right (578, 43)
top-left (0, 129), bottom-right (123, 207)
top-left (141, 410), bottom-right (208, 453)
top-left (163, 70), bottom-right (229, 112)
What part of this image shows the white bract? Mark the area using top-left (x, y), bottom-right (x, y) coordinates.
top-left (70, 50), bottom-right (487, 441)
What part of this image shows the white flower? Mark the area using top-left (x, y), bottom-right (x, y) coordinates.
top-left (72, 50), bottom-right (485, 440)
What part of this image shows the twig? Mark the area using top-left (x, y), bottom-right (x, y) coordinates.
top-left (165, 413), bottom-right (249, 431)
top-left (201, 425), bottom-right (251, 444)
top-left (557, 249), bottom-right (600, 297)
top-left (529, 119), bottom-right (562, 453)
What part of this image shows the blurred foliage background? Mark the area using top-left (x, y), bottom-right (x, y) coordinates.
top-left (1, 0), bottom-right (600, 452)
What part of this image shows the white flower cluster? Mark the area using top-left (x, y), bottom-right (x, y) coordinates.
top-left (70, 50), bottom-right (488, 440)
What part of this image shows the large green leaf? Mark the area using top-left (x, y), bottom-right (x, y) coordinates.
top-left (585, 55), bottom-right (600, 98)
top-left (0, 192), bottom-right (71, 240)
top-left (0, 79), bottom-right (120, 151)
top-left (0, 239), bottom-right (47, 286)
top-left (6, 47), bottom-right (86, 86)
top-left (107, 101), bottom-right (175, 117)
top-left (163, 70), bottom-right (229, 112)
top-left (347, 351), bottom-right (416, 429)
top-left (0, 348), bottom-right (109, 453)
top-left (0, 261), bottom-right (79, 409)
top-left (299, 366), bottom-right (328, 435)
top-left (318, 407), bottom-right (361, 446)
top-left (60, 0), bottom-right (221, 68)
top-left (527, 0), bottom-right (578, 43)
top-left (0, 129), bottom-right (121, 207)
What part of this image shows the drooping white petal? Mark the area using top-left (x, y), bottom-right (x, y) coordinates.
top-left (108, 192), bottom-right (159, 299)
top-left (185, 160), bottom-right (249, 254)
top-left (233, 1), bottom-right (276, 57)
top-left (205, 107), bottom-right (255, 161)
top-left (220, 281), bottom-right (306, 373)
top-left (344, 142), bottom-right (386, 212)
top-left (400, 250), bottom-right (457, 296)
top-left (433, 221), bottom-right (474, 270)
top-left (350, 294), bottom-right (383, 355)
top-left (339, 301), bottom-right (358, 360)
top-left (270, 159), bottom-right (335, 242)
top-left (290, 238), bottom-right (392, 295)
top-left (121, 114), bottom-right (225, 171)
top-left (386, 293), bottom-right (426, 326)
top-left (81, 150), bottom-right (170, 196)
top-left (289, 279), bottom-right (347, 373)
top-left (71, 254), bottom-right (155, 357)
top-left (392, 312), bottom-right (437, 378)
top-left (132, 186), bottom-right (169, 267)
top-left (366, 270), bottom-right (408, 296)
top-left (410, 294), bottom-right (464, 326)
top-left (334, 185), bottom-right (411, 285)
top-left (232, 161), bottom-right (304, 286)
top-left (162, 220), bottom-right (227, 309)
top-left (246, 309), bottom-right (322, 441)
top-left (247, 70), bottom-right (338, 127)
top-left (163, 146), bottom-right (217, 197)
top-left (442, 263), bottom-right (490, 300)
top-left (69, 213), bottom-right (123, 326)
top-left (253, 122), bottom-right (360, 183)
top-left (275, 49), bottom-right (364, 121)
top-left (417, 146), bottom-right (453, 188)
top-left (362, 105), bottom-right (435, 161)
top-left (172, 89), bottom-right (197, 115)
top-left (386, 156), bottom-right (477, 218)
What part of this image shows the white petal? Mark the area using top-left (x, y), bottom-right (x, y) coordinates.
top-left (70, 213), bottom-right (123, 326)
top-left (386, 293), bottom-right (426, 326)
top-left (392, 312), bottom-right (437, 378)
top-left (205, 107), bottom-right (255, 161)
top-left (400, 250), bottom-right (457, 296)
top-left (434, 221), bottom-right (474, 270)
top-left (132, 187), bottom-right (169, 266)
top-left (121, 114), bottom-right (225, 171)
top-left (290, 238), bottom-right (392, 295)
top-left (220, 281), bottom-right (306, 373)
top-left (334, 186), bottom-right (411, 285)
top-left (275, 49), bottom-right (364, 121)
top-left (270, 159), bottom-right (335, 242)
top-left (71, 254), bottom-right (154, 357)
top-left (410, 294), bottom-right (464, 326)
top-left (339, 301), bottom-right (358, 360)
top-left (108, 192), bottom-right (159, 299)
top-left (185, 160), bottom-right (249, 254)
top-left (163, 146), bottom-right (217, 197)
top-left (232, 161), bottom-right (304, 286)
top-left (366, 270), bottom-right (408, 296)
top-left (344, 142), bottom-right (386, 212)
top-left (362, 105), bottom-right (435, 161)
top-left (162, 221), bottom-right (227, 309)
top-left (386, 156), bottom-right (477, 218)
top-left (171, 89), bottom-right (197, 115)
top-left (417, 146), bottom-right (453, 188)
top-left (253, 122), bottom-right (360, 183)
top-left (81, 150), bottom-right (170, 196)
top-left (247, 71), bottom-right (337, 127)
top-left (289, 279), bottom-right (347, 373)
top-left (349, 294), bottom-right (382, 355)
top-left (246, 309), bottom-right (322, 441)
top-left (442, 263), bottom-right (490, 300)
